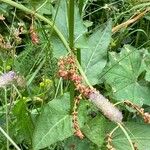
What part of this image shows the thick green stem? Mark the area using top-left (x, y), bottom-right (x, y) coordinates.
top-left (68, 0), bottom-right (75, 50)
top-left (77, 48), bottom-right (81, 64)
top-left (78, 0), bottom-right (84, 15)
top-left (68, 0), bottom-right (75, 110)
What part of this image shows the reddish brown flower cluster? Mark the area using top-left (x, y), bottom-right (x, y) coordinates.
top-left (0, 14), bottom-right (5, 21)
top-left (58, 55), bottom-right (92, 97)
top-left (13, 23), bottom-right (25, 44)
top-left (124, 100), bottom-right (150, 124)
top-left (132, 142), bottom-right (138, 150)
top-left (58, 55), bottom-right (94, 139)
top-left (72, 95), bottom-right (84, 139)
top-left (30, 17), bottom-right (39, 45)
top-left (106, 133), bottom-right (116, 150)
top-left (30, 25), bottom-right (39, 45)
top-left (0, 35), bottom-right (12, 49)
top-left (106, 131), bottom-right (138, 150)
top-left (0, 22), bottom-right (25, 49)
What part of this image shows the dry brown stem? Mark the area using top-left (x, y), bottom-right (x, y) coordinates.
top-left (112, 8), bottom-right (150, 33)
top-left (124, 100), bottom-right (150, 124)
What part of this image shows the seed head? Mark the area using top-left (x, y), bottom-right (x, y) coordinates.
top-left (89, 91), bottom-right (123, 123)
top-left (0, 71), bottom-right (16, 87)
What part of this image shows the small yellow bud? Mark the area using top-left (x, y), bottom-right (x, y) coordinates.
top-left (23, 97), bottom-right (26, 100)
top-left (6, 65), bottom-right (11, 71)
top-left (33, 96), bottom-right (43, 103)
top-left (45, 79), bottom-right (53, 85)
top-left (40, 82), bottom-right (45, 87)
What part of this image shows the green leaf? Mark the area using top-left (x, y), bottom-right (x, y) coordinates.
top-left (54, 0), bottom-right (87, 42)
top-left (64, 136), bottom-right (91, 150)
top-left (14, 43), bottom-right (43, 76)
top-left (74, 3), bottom-right (87, 48)
top-left (82, 115), bottom-right (106, 147)
top-left (0, 3), bottom-right (11, 16)
top-left (81, 20), bottom-right (112, 85)
top-left (13, 99), bottom-right (34, 144)
top-left (51, 0), bottom-right (87, 58)
top-left (52, 0), bottom-right (68, 39)
top-left (83, 20), bottom-right (93, 28)
top-left (112, 122), bottom-right (150, 150)
top-left (145, 70), bottom-right (150, 82)
top-left (36, 1), bottom-right (52, 15)
top-left (32, 93), bottom-right (73, 150)
top-left (101, 45), bottom-right (150, 105)
top-left (51, 34), bottom-right (68, 58)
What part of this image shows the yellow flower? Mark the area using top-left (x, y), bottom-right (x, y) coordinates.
top-left (22, 97), bottom-right (26, 100)
top-left (6, 65), bottom-right (11, 71)
top-left (39, 82), bottom-right (45, 87)
top-left (40, 78), bottom-right (53, 88)
top-left (45, 79), bottom-right (53, 86)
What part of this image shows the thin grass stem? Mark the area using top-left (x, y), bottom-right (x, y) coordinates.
top-left (0, 126), bottom-right (21, 150)
top-left (118, 123), bottom-right (135, 150)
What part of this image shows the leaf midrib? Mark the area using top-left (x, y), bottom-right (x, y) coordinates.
top-left (34, 115), bottom-right (69, 149)
top-left (84, 26), bottom-right (109, 73)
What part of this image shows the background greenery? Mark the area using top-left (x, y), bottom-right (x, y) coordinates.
top-left (0, 0), bottom-right (150, 150)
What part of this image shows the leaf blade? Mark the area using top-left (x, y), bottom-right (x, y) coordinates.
top-left (32, 93), bottom-right (73, 150)
top-left (112, 122), bottom-right (150, 150)
top-left (101, 45), bottom-right (150, 105)
top-left (81, 20), bottom-right (112, 85)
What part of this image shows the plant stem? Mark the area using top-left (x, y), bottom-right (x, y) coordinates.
top-left (0, 126), bottom-right (21, 150)
top-left (135, 20), bottom-right (142, 47)
top-left (4, 88), bottom-right (9, 150)
top-left (68, 0), bottom-right (75, 110)
top-left (77, 48), bottom-right (81, 64)
top-left (68, 0), bottom-right (74, 50)
top-left (109, 125), bottom-right (119, 136)
top-left (78, 0), bottom-right (84, 15)
top-left (118, 123), bottom-right (135, 150)
top-left (54, 78), bottom-right (62, 98)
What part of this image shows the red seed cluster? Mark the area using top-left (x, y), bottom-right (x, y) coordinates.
top-left (124, 100), bottom-right (150, 124)
top-left (132, 142), bottom-right (138, 150)
top-left (106, 134), bottom-right (116, 150)
top-left (30, 17), bottom-right (39, 45)
top-left (72, 95), bottom-right (84, 139)
top-left (58, 55), bottom-right (92, 97)
top-left (58, 55), bottom-right (94, 139)
top-left (143, 112), bottom-right (150, 124)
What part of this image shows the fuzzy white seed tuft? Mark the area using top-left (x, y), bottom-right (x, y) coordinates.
top-left (0, 71), bottom-right (16, 87)
top-left (89, 91), bottom-right (123, 123)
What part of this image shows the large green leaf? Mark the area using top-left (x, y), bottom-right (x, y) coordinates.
top-left (81, 20), bottom-right (112, 85)
top-left (52, 0), bottom-right (68, 40)
top-left (51, 0), bottom-right (87, 58)
top-left (82, 115), bottom-right (106, 147)
top-left (51, 34), bottom-right (68, 58)
top-left (112, 122), bottom-right (150, 150)
top-left (13, 99), bottom-right (34, 145)
top-left (29, 0), bottom-right (52, 15)
top-left (32, 93), bottom-right (73, 150)
top-left (101, 45), bottom-right (150, 105)
top-left (64, 136), bottom-right (91, 150)
top-left (53, 0), bottom-right (87, 44)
